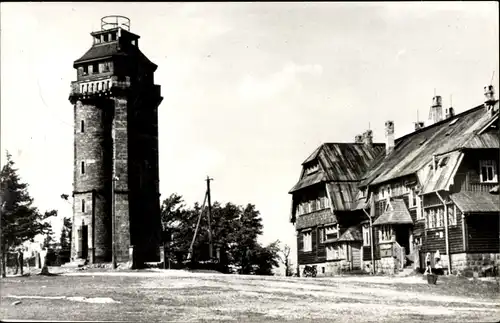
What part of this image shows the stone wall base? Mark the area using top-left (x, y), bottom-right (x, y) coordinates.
top-left (450, 253), bottom-right (500, 276)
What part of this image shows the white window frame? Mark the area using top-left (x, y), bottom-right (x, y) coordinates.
top-left (480, 160), bottom-right (498, 183)
top-left (320, 225), bottom-right (338, 243)
top-left (448, 205), bottom-right (457, 226)
top-left (380, 225), bottom-right (393, 242)
top-left (303, 231), bottom-right (312, 252)
top-left (416, 194), bottom-right (423, 220)
top-left (362, 225), bottom-right (370, 246)
top-left (305, 163), bottom-right (319, 175)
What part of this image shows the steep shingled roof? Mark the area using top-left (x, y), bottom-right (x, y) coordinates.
top-left (361, 102), bottom-right (499, 187)
top-left (373, 199), bottom-right (413, 226)
top-left (450, 191), bottom-right (500, 213)
top-left (290, 143), bottom-right (385, 213)
top-left (290, 143), bottom-right (385, 193)
top-left (338, 226), bottom-right (362, 242)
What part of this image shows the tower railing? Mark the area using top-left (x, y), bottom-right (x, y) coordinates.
top-left (101, 15), bottom-right (130, 31)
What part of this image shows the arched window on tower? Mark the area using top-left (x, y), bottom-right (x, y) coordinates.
top-left (81, 199), bottom-right (86, 213)
top-left (81, 161), bottom-right (85, 174)
top-left (80, 120), bottom-right (85, 133)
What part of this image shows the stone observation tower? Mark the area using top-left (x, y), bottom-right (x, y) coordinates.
top-left (68, 16), bottom-right (163, 266)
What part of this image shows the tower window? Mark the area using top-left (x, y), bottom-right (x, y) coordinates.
top-left (80, 120), bottom-right (85, 133)
top-left (81, 161), bottom-right (85, 174)
top-left (131, 40), bottom-right (136, 46)
top-left (81, 199), bottom-right (86, 213)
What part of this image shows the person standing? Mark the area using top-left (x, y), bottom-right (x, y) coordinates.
top-left (14, 248), bottom-right (24, 275)
top-left (423, 252), bottom-right (432, 275)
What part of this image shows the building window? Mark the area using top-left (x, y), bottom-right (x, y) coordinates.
top-left (81, 199), bottom-right (85, 213)
top-left (311, 199), bottom-right (318, 212)
top-left (409, 188), bottom-right (417, 208)
top-left (326, 244), bottom-right (345, 260)
top-left (380, 225), bottom-right (392, 241)
top-left (320, 225), bottom-right (337, 243)
top-left (416, 195), bottom-right (423, 220)
top-left (111, 32), bottom-right (117, 41)
top-left (303, 231), bottom-right (312, 252)
top-left (480, 160), bottom-right (498, 183)
top-left (436, 208), bottom-right (444, 227)
top-left (80, 120), bottom-right (85, 133)
top-left (101, 62), bottom-right (111, 73)
top-left (448, 205), bottom-right (457, 226)
top-left (362, 225), bottom-right (370, 246)
top-left (81, 161), bottom-right (85, 174)
top-left (82, 65), bottom-right (88, 76)
top-left (92, 63), bottom-right (99, 74)
top-left (305, 163), bottom-right (319, 175)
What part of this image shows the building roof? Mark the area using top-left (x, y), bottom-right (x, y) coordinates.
top-left (74, 40), bottom-right (157, 69)
top-left (361, 103), bottom-right (499, 188)
top-left (290, 143), bottom-right (385, 193)
top-left (74, 42), bottom-right (120, 64)
top-left (326, 182), bottom-right (359, 211)
top-left (289, 171), bottom-right (328, 193)
top-left (338, 226), bottom-right (362, 242)
top-left (373, 199), bottom-right (413, 226)
top-left (450, 191), bottom-right (500, 213)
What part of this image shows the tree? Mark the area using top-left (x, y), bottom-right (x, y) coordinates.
top-left (159, 193), bottom-right (277, 276)
top-left (278, 243), bottom-right (293, 277)
top-left (0, 152), bottom-right (57, 277)
top-left (60, 217), bottom-right (72, 251)
top-left (233, 204), bottom-right (263, 274)
top-left (253, 240), bottom-right (280, 276)
top-left (42, 228), bottom-right (56, 249)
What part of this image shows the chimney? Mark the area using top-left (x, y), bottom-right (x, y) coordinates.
top-left (445, 107), bottom-right (455, 119)
top-left (385, 121), bottom-right (395, 155)
top-left (414, 121), bottom-right (425, 131)
top-left (484, 85), bottom-right (496, 116)
top-left (362, 130), bottom-right (373, 148)
top-left (428, 95), bottom-right (443, 125)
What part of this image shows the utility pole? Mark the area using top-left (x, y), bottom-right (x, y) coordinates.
top-left (111, 119), bottom-right (117, 270)
top-left (206, 176), bottom-right (213, 260)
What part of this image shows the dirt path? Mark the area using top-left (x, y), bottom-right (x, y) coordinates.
top-left (1, 269), bottom-right (498, 322)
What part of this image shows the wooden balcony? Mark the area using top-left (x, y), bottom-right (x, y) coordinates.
top-left (468, 182), bottom-right (497, 192)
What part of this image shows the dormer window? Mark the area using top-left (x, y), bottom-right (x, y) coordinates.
top-left (92, 63), bottom-right (99, 74)
top-left (480, 160), bottom-right (498, 183)
top-left (305, 163), bottom-right (319, 175)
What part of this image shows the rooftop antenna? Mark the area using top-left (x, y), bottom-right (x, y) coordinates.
top-left (491, 70), bottom-right (495, 85)
top-left (368, 122), bottom-right (371, 130)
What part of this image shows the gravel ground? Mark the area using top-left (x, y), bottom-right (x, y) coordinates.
top-left (1, 268), bottom-right (499, 322)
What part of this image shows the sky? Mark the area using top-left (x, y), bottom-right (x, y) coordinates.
top-left (1, 2), bottom-right (499, 259)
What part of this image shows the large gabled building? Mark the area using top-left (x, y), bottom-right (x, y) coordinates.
top-left (289, 136), bottom-right (385, 275)
top-left (290, 85), bottom-right (500, 276)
